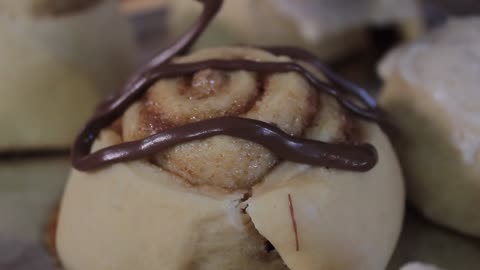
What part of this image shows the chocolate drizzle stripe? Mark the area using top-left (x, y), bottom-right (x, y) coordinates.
top-left (261, 46), bottom-right (379, 109)
top-left (130, 59), bottom-right (379, 120)
top-left (72, 0), bottom-right (383, 172)
top-left (73, 117), bottom-right (376, 171)
top-left (138, 0), bottom-right (222, 71)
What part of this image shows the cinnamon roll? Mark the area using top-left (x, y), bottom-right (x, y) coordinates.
top-left (379, 17), bottom-right (480, 238)
top-left (55, 1), bottom-right (404, 269)
top-left (0, 0), bottom-right (135, 152)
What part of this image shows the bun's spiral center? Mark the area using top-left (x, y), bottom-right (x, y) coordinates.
top-left (189, 69), bottom-right (229, 99)
top-left (120, 47), bottom-right (319, 190)
top-left (72, 0), bottom-right (381, 183)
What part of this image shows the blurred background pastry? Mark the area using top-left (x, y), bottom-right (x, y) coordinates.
top-left (388, 212), bottom-right (480, 270)
top-left (0, 0), bottom-right (135, 152)
top-left (0, 157), bottom-right (69, 270)
top-left (378, 17), bottom-right (480, 237)
top-left (166, 0), bottom-right (423, 61)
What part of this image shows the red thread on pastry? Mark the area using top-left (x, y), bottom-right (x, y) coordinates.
top-left (288, 193), bottom-right (299, 251)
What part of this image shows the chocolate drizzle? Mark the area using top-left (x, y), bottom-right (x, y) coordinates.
top-left (72, 0), bottom-right (383, 172)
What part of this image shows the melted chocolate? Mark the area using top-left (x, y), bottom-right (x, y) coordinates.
top-left (74, 117), bottom-right (376, 171)
top-left (72, 0), bottom-right (383, 172)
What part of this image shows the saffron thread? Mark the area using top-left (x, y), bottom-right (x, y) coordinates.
top-left (288, 193), bottom-right (299, 251)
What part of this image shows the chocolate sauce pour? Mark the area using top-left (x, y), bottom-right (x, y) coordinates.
top-left (72, 0), bottom-right (383, 172)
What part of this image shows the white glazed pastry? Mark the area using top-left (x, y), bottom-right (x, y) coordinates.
top-left (379, 17), bottom-right (480, 237)
top-left (56, 1), bottom-right (404, 269)
top-left (0, 0), bottom-right (135, 151)
top-left (166, 0), bottom-right (422, 60)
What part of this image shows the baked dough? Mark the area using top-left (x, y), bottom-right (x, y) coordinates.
top-left (0, 0), bottom-right (135, 151)
top-left (379, 17), bottom-right (480, 237)
top-left (57, 46), bottom-right (404, 270)
top-left (166, 0), bottom-right (422, 60)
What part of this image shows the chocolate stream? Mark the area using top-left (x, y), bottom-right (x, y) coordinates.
top-left (72, 0), bottom-right (383, 172)
top-left (73, 117), bottom-right (376, 172)
top-left (261, 46), bottom-right (379, 109)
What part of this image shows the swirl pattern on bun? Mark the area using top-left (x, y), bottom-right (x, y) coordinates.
top-left (71, 0), bottom-right (382, 179)
top-left (122, 47), bottom-right (321, 189)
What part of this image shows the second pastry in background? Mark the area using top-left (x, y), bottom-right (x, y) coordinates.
top-left (378, 17), bottom-right (480, 238)
top-left (166, 0), bottom-right (423, 60)
top-left (0, 0), bottom-right (135, 152)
